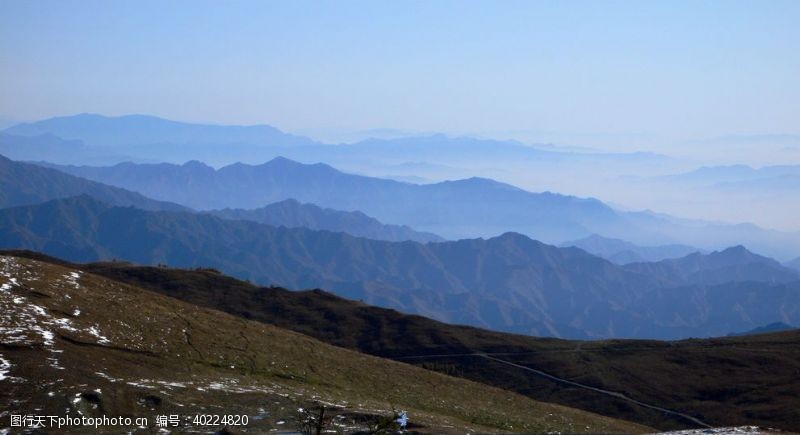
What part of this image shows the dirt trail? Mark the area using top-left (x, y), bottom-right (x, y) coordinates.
top-left (398, 351), bottom-right (711, 428)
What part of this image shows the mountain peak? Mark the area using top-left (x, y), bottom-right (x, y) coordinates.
top-left (260, 157), bottom-right (339, 173)
top-left (713, 245), bottom-right (760, 261)
top-left (182, 160), bottom-right (213, 169)
top-left (721, 245), bottom-right (749, 253)
top-left (265, 156), bottom-right (301, 166)
top-left (493, 231), bottom-right (539, 245)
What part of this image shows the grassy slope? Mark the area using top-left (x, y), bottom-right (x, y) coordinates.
top-left (8, 251), bottom-right (797, 432)
top-left (0, 254), bottom-right (648, 434)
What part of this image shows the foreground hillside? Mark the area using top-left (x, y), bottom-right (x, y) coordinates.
top-left (0, 254), bottom-right (648, 434)
top-left (8, 251), bottom-right (799, 432)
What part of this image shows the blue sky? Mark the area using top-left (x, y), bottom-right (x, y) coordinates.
top-left (1, 0), bottom-right (799, 149)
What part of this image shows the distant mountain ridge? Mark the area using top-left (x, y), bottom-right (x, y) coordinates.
top-left (661, 164), bottom-right (800, 185)
top-left (1, 154), bottom-right (440, 244)
top-left (2, 113), bottom-right (667, 164)
top-left (209, 199), bottom-right (443, 243)
top-left (562, 234), bottom-right (701, 264)
top-left (37, 157), bottom-right (800, 259)
top-left (1, 195), bottom-right (798, 339)
top-left (651, 164), bottom-right (800, 196)
top-left (4, 113), bottom-right (316, 147)
top-left (39, 157), bottom-right (620, 243)
top-left (0, 154), bottom-right (187, 212)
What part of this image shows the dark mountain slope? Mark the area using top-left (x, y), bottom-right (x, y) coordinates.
top-left (6, 250), bottom-right (800, 432)
top-left (209, 199), bottom-right (443, 243)
top-left (0, 154), bottom-right (187, 212)
top-left (1, 196), bottom-right (798, 340)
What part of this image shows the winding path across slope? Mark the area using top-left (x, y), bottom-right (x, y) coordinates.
top-left (399, 351), bottom-right (711, 428)
top-left (476, 353), bottom-right (710, 428)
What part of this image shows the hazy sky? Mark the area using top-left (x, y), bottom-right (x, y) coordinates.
top-left (1, 0), bottom-right (799, 150)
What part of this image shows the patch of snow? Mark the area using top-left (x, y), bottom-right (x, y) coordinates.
top-left (53, 318), bottom-right (78, 332)
top-left (29, 325), bottom-right (55, 346)
top-left (87, 326), bottom-right (111, 345)
top-left (653, 427), bottom-right (764, 435)
top-left (95, 372), bottom-right (119, 383)
top-left (126, 380), bottom-right (158, 389)
top-left (29, 304), bottom-right (47, 316)
top-left (0, 354), bottom-right (11, 381)
top-left (47, 356), bottom-right (65, 370)
top-left (157, 381), bottom-right (187, 388)
top-left (63, 271), bottom-right (82, 289)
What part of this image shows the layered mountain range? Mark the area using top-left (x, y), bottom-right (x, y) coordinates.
top-left (29, 156), bottom-right (800, 260)
top-left (1, 152), bottom-right (798, 339)
top-left (2, 113), bottom-right (800, 432)
top-left (37, 157), bottom-right (619, 243)
top-left (1, 194), bottom-right (797, 339)
top-left (5, 114), bottom-right (800, 258)
top-left (0, 113), bottom-right (670, 170)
